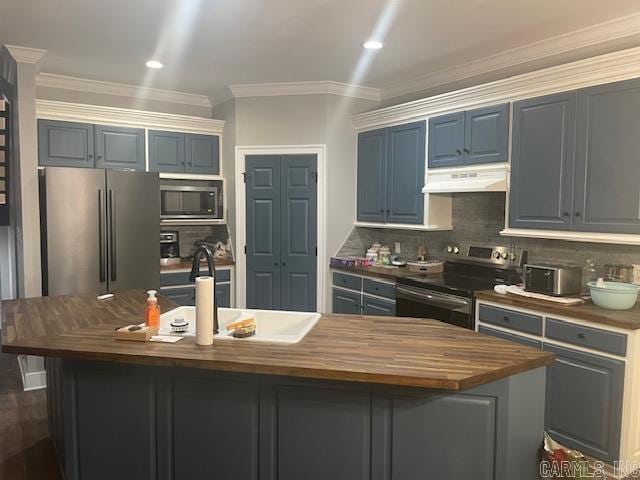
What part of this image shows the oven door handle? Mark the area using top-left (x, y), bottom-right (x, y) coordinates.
top-left (396, 285), bottom-right (471, 312)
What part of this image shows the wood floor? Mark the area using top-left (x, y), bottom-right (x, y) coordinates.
top-left (0, 351), bottom-right (61, 480)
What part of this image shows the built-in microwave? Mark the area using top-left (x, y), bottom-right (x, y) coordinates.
top-left (160, 182), bottom-right (223, 220)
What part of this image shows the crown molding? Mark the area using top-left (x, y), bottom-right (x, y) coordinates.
top-left (381, 12), bottom-right (640, 101)
top-left (5, 45), bottom-right (46, 64)
top-left (353, 45), bottom-right (640, 131)
top-left (36, 99), bottom-right (224, 135)
top-left (36, 72), bottom-right (212, 109)
top-left (229, 81), bottom-right (381, 102)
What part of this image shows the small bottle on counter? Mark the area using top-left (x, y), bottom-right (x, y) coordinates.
top-left (144, 290), bottom-right (160, 327)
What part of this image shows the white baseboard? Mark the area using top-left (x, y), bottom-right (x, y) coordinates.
top-left (17, 355), bottom-right (47, 391)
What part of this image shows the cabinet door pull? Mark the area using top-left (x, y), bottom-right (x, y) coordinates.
top-left (456, 149), bottom-right (462, 155)
top-left (464, 148), bottom-right (470, 154)
top-left (575, 212), bottom-right (582, 217)
top-left (563, 211), bottom-right (570, 217)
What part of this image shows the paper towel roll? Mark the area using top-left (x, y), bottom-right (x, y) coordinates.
top-left (195, 276), bottom-right (215, 346)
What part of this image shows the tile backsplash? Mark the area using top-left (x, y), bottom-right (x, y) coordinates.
top-left (338, 193), bottom-right (640, 277)
top-left (161, 225), bottom-right (231, 258)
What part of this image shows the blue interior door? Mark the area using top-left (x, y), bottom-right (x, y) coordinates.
top-left (281, 155), bottom-right (317, 312)
top-left (246, 155), bottom-right (282, 309)
top-left (246, 154), bottom-right (317, 311)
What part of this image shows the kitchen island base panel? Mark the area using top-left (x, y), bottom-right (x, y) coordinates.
top-left (52, 359), bottom-right (546, 480)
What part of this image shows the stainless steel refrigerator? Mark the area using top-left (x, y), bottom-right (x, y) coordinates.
top-left (39, 167), bottom-right (160, 296)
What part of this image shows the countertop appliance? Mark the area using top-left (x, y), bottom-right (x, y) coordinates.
top-left (523, 264), bottom-right (582, 297)
top-left (396, 244), bottom-right (526, 329)
top-left (160, 181), bottom-right (223, 220)
top-left (160, 231), bottom-right (180, 266)
top-left (39, 167), bottom-right (160, 295)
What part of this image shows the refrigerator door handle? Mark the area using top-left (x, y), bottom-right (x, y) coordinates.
top-left (98, 189), bottom-right (106, 283)
top-left (108, 189), bottom-right (117, 282)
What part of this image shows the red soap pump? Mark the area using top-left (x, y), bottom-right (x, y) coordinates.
top-left (144, 290), bottom-right (160, 327)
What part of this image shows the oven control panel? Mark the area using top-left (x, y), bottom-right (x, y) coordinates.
top-left (444, 244), bottom-right (526, 268)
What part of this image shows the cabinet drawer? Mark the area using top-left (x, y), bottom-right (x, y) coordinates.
top-left (362, 278), bottom-right (395, 300)
top-left (546, 318), bottom-right (627, 356)
top-left (363, 295), bottom-right (395, 316)
top-left (161, 268), bottom-right (231, 287)
top-left (160, 286), bottom-right (195, 306)
top-left (332, 288), bottom-right (361, 315)
top-left (478, 325), bottom-right (541, 349)
top-left (332, 272), bottom-right (362, 291)
top-left (478, 304), bottom-right (542, 336)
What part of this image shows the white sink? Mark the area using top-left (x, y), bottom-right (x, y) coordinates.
top-left (159, 306), bottom-right (321, 344)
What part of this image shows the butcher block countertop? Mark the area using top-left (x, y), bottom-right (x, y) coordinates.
top-left (475, 290), bottom-right (640, 330)
top-left (1, 290), bottom-right (553, 390)
top-left (161, 258), bottom-right (234, 272)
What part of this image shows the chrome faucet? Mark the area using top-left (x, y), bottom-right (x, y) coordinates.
top-left (189, 244), bottom-right (219, 333)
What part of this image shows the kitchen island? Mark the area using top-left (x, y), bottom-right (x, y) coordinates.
top-left (2, 290), bottom-right (553, 480)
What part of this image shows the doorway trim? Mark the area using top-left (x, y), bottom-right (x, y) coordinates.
top-left (235, 144), bottom-right (327, 312)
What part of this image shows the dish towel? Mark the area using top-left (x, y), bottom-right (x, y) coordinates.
top-left (504, 285), bottom-right (585, 305)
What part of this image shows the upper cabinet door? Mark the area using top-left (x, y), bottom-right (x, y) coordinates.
top-left (185, 134), bottom-right (220, 174)
top-left (38, 119), bottom-right (95, 168)
top-left (427, 112), bottom-right (464, 168)
top-left (357, 128), bottom-right (387, 222)
top-left (463, 104), bottom-right (508, 165)
top-left (148, 130), bottom-right (185, 173)
top-left (509, 92), bottom-right (577, 230)
top-left (386, 121), bottom-right (426, 224)
top-left (95, 125), bottom-right (145, 171)
top-left (574, 78), bottom-right (640, 234)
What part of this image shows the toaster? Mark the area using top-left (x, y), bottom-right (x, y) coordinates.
top-left (523, 264), bottom-right (583, 296)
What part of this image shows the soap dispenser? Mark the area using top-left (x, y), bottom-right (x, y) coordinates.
top-left (144, 290), bottom-right (160, 327)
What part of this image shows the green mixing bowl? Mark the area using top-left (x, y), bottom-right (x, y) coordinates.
top-left (588, 281), bottom-right (640, 310)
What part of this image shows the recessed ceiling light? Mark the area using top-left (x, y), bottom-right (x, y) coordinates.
top-left (145, 60), bottom-right (163, 69)
top-left (363, 40), bottom-right (383, 50)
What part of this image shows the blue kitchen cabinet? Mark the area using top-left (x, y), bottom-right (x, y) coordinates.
top-left (185, 134), bottom-right (220, 175)
top-left (150, 130), bottom-right (220, 174)
top-left (162, 287), bottom-right (195, 306)
top-left (357, 121), bottom-right (426, 225)
top-left (362, 295), bottom-right (395, 316)
top-left (509, 92), bottom-right (577, 230)
top-left (509, 77), bottom-right (640, 234)
top-left (356, 128), bottom-right (387, 222)
top-left (427, 112), bottom-right (464, 168)
top-left (332, 288), bottom-right (361, 315)
top-left (215, 283), bottom-right (231, 308)
top-left (148, 130), bottom-right (186, 173)
top-left (544, 343), bottom-right (624, 464)
top-left (428, 104), bottom-right (508, 168)
top-left (95, 125), bottom-right (145, 171)
top-left (386, 121), bottom-right (426, 224)
top-left (573, 78), bottom-right (640, 234)
top-left (464, 104), bottom-right (509, 165)
top-left (38, 119), bottom-right (95, 168)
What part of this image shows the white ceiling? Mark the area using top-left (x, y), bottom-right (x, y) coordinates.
top-left (2, 0), bottom-right (640, 102)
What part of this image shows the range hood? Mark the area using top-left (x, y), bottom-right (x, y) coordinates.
top-left (422, 164), bottom-right (508, 194)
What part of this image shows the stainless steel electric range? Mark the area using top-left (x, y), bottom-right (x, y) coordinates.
top-left (396, 244), bottom-right (527, 329)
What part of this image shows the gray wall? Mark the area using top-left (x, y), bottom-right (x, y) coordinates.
top-left (339, 192), bottom-right (640, 275)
